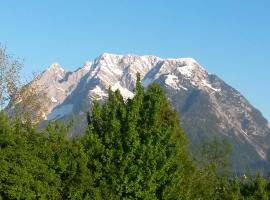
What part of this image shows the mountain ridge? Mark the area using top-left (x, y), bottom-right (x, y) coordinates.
top-left (18, 53), bottom-right (270, 173)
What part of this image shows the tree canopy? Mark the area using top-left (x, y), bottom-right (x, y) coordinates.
top-left (0, 77), bottom-right (270, 199)
top-left (0, 44), bottom-right (22, 109)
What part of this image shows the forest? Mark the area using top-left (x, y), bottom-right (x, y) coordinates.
top-left (0, 75), bottom-right (270, 200)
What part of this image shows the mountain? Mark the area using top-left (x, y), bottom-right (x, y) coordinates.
top-left (17, 53), bottom-right (270, 173)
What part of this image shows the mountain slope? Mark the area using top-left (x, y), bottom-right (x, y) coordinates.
top-left (20, 53), bottom-right (270, 173)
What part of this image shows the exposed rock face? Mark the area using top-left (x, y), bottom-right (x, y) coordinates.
top-left (18, 53), bottom-right (270, 173)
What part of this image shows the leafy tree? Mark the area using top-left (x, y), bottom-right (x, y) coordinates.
top-left (84, 77), bottom-right (192, 199)
top-left (194, 138), bottom-right (231, 174)
top-left (44, 121), bottom-right (94, 199)
top-left (0, 112), bottom-right (61, 199)
top-left (3, 73), bottom-right (270, 200)
top-left (14, 78), bottom-right (49, 124)
top-left (0, 114), bottom-right (92, 199)
top-left (253, 173), bottom-right (268, 200)
top-left (186, 138), bottom-right (232, 199)
top-left (0, 44), bottom-right (22, 109)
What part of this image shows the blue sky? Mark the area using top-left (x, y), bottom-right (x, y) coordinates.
top-left (1, 0), bottom-right (269, 121)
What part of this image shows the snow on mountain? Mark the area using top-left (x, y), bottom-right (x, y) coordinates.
top-left (35, 53), bottom-right (214, 120)
top-left (18, 53), bottom-right (270, 173)
top-left (165, 74), bottom-right (187, 91)
top-left (50, 97), bottom-right (58, 103)
top-left (90, 85), bottom-right (108, 100)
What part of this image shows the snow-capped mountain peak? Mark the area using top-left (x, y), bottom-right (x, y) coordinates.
top-left (46, 63), bottom-right (65, 73)
top-left (19, 53), bottom-right (270, 173)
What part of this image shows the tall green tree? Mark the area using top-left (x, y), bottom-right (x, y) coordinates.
top-left (84, 77), bottom-right (193, 199)
top-left (253, 173), bottom-right (268, 200)
top-left (0, 112), bottom-right (61, 199)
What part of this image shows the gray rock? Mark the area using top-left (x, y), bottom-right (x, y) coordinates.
top-left (18, 53), bottom-right (270, 173)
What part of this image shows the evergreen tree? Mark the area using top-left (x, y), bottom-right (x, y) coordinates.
top-left (44, 121), bottom-right (93, 199)
top-left (253, 173), bottom-right (268, 200)
top-left (0, 112), bottom-right (61, 199)
top-left (3, 76), bottom-right (270, 199)
top-left (0, 114), bottom-right (92, 199)
top-left (84, 78), bottom-right (192, 199)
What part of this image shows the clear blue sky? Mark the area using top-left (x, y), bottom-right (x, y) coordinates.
top-left (1, 0), bottom-right (269, 121)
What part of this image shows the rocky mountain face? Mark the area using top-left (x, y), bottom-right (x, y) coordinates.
top-left (19, 53), bottom-right (270, 173)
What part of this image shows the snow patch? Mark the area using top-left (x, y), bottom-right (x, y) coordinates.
top-left (113, 68), bottom-right (123, 75)
top-left (201, 79), bottom-right (221, 92)
top-left (51, 97), bottom-right (58, 103)
top-left (83, 62), bottom-right (92, 70)
top-left (241, 129), bottom-right (248, 136)
top-left (57, 87), bottom-right (65, 92)
top-left (180, 85), bottom-right (188, 91)
top-left (100, 65), bottom-right (123, 77)
top-left (111, 82), bottom-right (134, 99)
top-left (165, 75), bottom-right (187, 91)
top-left (141, 55), bottom-right (162, 63)
top-left (240, 129), bottom-right (267, 160)
top-left (59, 68), bottom-right (65, 73)
top-left (47, 104), bottom-right (73, 120)
top-left (167, 57), bottom-right (197, 63)
top-left (57, 74), bottom-right (63, 79)
top-left (42, 112), bottom-right (47, 120)
top-left (90, 85), bottom-right (108, 100)
top-left (48, 63), bottom-right (65, 73)
top-left (177, 65), bottom-right (195, 77)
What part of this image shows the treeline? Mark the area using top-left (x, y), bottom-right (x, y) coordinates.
top-left (0, 77), bottom-right (270, 199)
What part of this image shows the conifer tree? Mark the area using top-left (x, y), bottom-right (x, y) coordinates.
top-left (253, 173), bottom-right (268, 200)
top-left (0, 113), bottom-right (61, 199)
top-left (84, 77), bottom-right (192, 199)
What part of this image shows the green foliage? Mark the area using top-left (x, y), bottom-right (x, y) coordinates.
top-left (1, 77), bottom-right (270, 199)
top-left (84, 79), bottom-right (192, 199)
top-left (195, 138), bottom-right (231, 171)
top-left (0, 112), bottom-right (61, 199)
top-left (0, 114), bottom-right (92, 199)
